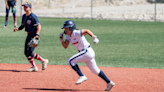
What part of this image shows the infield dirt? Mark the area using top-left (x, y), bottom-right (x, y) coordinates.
top-left (0, 63), bottom-right (163, 92)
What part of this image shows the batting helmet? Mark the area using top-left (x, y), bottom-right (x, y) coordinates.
top-left (62, 20), bottom-right (76, 31)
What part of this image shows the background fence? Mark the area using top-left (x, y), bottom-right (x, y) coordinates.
top-left (0, 0), bottom-right (164, 21)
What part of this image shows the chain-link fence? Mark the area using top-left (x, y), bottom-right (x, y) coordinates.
top-left (0, 0), bottom-right (164, 22)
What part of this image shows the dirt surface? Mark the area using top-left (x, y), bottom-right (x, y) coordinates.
top-left (0, 63), bottom-right (164, 92)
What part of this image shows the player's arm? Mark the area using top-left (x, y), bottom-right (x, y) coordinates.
top-left (14, 25), bottom-right (24, 32)
top-left (31, 14), bottom-right (41, 38)
top-left (15, 0), bottom-right (17, 6)
top-left (61, 40), bottom-right (70, 49)
top-left (35, 24), bottom-right (41, 38)
top-left (5, 0), bottom-right (9, 9)
top-left (59, 33), bottom-right (70, 49)
top-left (81, 29), bottom-right (99, 44)
top-left (14, 14), bottom-right (25, 32)
top-left (81, 29), bottom-right (94, 37)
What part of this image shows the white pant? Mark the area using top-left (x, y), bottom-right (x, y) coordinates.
top-left (67, 47), bottom-right (100, 75)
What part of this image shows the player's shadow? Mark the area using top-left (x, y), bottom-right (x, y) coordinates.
top-left (23, 88), bottom-right (102, 91)
top-left (0, 69), bottom-right (26, 72)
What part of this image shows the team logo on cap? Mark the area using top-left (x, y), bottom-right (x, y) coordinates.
top-left (27, 20), bottom-right (31, 25)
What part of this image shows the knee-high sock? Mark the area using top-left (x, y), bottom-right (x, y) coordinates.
top-left (98, 70), bottom-right (110, 83)
top-left (27, 56), bottom-right (36, 68)
top-left (5, 16), bottom-right (8, 26)
top-left (33, 53), bottom-right (45, 63)
top-left (13, 15), bottom-right (17, 26)
top-left (72, 64), bottom-right (84, 76)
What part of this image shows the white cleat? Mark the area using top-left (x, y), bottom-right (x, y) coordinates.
top-left (42, 59), bottom-right (48, 70)
top-left (4, 26), bottom-right (7, 28)
top-left (105, 81), bottom-right (115, 91)
top-left (76, 76), bottom-right (87, 85)
top-left (14, 26), bottom-right (18, 28)
top-left (26, 67), bottom-right (38, 72)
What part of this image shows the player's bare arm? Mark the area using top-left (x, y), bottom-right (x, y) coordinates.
top-left (59, 33), bottom-right (70, 49)
top-left (62, 40), bottom-right (70, 49)
top-left (81, 29), bottom-right (94, 37)
top-left (5, 0), bottom-right (9, 9)
top-left (15, 0), bottom-right (17, 6)
top-left (82, 29), bottom-right (99, 44)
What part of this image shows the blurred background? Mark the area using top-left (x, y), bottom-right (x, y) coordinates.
top-left (0, 0), bottom-right (164, 21)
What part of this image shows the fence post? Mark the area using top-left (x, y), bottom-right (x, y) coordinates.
top-left (154, 0), bottom-right (156, 22)
top-left (20, 0), bottom-right (22, 16)
top-left (48, 0), bottom-right (51, 8)
top-left (91, 0), bottom-right (93, 19)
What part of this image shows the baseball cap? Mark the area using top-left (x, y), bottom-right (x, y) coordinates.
top-left (22, 3), bottom-right (31, 8)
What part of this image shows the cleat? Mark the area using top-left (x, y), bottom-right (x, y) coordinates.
top-left (105, 81), bottom-right (115, 91)
top-left (14, 26), bottom-right (18, 28)
top-left (26, 67), bottom-right (38, 72)
top-left (4, 26), bottom-right (7, 28)
top-left (76, 76), bottom-right (87, 85)
top-left (42, 59), bottom-right (48, 70)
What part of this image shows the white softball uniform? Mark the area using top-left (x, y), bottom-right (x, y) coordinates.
top-left (66, 30), bottom-right (100, 75)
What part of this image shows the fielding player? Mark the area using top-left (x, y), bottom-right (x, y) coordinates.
top-left (59, 20), bottom-right (115, 91)
top-left (14, 2), bottom-right (48, 72)
top-left (4, 0), bottom-right (17, 28)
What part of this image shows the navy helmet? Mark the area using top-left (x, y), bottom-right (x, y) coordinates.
top-left (62, 20), bottom-right (76, 31)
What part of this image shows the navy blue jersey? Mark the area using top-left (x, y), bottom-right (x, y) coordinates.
top-left (7, 0), bottom-right (15, 1)
top-left (7, 0), bottom-right (15, 6)
top-left (21, 13), bottom-right (40, 33)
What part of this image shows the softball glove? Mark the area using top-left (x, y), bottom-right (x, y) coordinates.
top-left (28, 37), bottom-right (40, 47)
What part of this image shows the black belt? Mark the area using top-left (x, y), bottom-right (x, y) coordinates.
top-left (78, 45), bottom-right (90, 52)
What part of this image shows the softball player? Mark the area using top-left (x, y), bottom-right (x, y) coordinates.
top-left (59, 20), bottom-right (115, 91)
top-left (4, 0), bottom-right (17, 28)
top-left (13, 2), bottom-right (48, 72)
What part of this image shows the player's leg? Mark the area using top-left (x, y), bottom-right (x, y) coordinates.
top-left (33, 53), bottom-right (48, 70)
top-left (11, 6), bottom-right (17, 27)
top-left (67, 50), bottom-right (89, 84)
top-left (26, 56), bottom-right (38, 72)
top-left (24, 39), bottom-right (38, 72)
top-left (85, 58), bottom-right (115, 91)
top-left (4, 6), bottom-right (10, 28)
top-left (33, 53), bottom-right (46, 63)
top-left (68, 54), bottom-right (84, 77)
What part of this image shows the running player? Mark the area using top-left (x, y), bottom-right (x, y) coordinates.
top-left (13, 2), bottom-right (48, 72)
top-left (4, 0), bottom-right (17, 28)
top-left (59, 20), bottom-right (115, 91)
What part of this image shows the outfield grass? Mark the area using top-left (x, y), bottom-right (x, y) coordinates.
top-left (0, 16), bottom-right (164, 69)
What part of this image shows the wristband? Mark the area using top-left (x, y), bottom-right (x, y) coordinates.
top-left (36, 33), bottom-right (40, 36)
top-left (92, 35), bottom-right (97, 40)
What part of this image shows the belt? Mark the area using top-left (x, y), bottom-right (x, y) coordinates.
top-left (27, 32), bottom-right (35, 34)
top-left (8, 1), bottom-right (14, 2)
top-left (78, 45), bottom-right (90, 52)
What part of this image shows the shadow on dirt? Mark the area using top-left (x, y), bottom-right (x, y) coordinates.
top-left (23, 88), bottom-right (103, 91)
top-left (0, 69), bottom-right (26, 72)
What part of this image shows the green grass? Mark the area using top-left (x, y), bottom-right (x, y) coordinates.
top-left (0, 16), bottom-right (164, 69)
